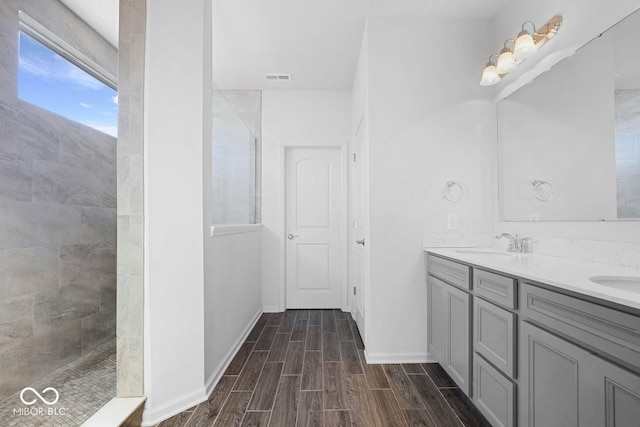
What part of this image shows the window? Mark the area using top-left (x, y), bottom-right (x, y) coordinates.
top-left (18, 27), bottom-right (117, 137)
top-left (212, 88), bottom-right (259, 224)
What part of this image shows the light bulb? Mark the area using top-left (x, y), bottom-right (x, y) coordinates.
top-left (480, 63), bottom-right (501, 86)
top-left (496, 47), bottom-right (517, 74)
top-left (514, 30), bottom-right (538, 60)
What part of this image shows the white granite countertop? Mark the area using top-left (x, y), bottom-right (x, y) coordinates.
top-left (425, 247), bottom-right (640, 311)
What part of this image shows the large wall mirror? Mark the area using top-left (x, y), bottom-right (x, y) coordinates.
top-left (498, 8), bottom-right (640, 221)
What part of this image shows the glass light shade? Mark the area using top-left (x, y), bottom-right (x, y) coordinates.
top-left (496, 48), bottom-right (517, 73)
top-left (514, 30), bottom-right (538, 60)
top-left (480, 63), bottom-right (501, 86)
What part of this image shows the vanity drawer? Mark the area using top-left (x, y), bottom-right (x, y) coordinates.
top-left (426, 254), bottom-right (471, 290)
top-left (474, 297), bottom-right (516, 378)
top-left (474, 353), bottom-right (515, 427)
top-left (474, 269), bottom-right (517, 309)
top-left (520, 282), bottom-right (640, 369)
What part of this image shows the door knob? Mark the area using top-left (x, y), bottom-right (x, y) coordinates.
top-left (356, 238), bottom-right (365, 246)
top-left (287, 234), bottom-right (299, 240)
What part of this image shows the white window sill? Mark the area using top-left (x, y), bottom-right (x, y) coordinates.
top-left (210, 224), bottom-right (262, 237)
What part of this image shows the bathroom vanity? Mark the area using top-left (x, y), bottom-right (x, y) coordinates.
top-left (425, 249), bottom-right (640, 427)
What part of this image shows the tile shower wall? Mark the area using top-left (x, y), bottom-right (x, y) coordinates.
top-left (0, 0), bottom-right (117, 400)
top-left (116, 0), bottom-right (145, 397)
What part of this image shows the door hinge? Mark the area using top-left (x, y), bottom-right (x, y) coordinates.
top-left (353, 286), bottom-right (357, 295)
top-left (353, 153), bottom-right (356, 163)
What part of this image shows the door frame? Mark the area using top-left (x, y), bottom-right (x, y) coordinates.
top-left (349, 119), bottom-right (366, 337)
top-left (279, 141), bottom-right (349, 312)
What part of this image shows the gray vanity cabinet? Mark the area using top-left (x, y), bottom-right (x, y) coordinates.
top-left (427, 275), bottom-right (471, 396)
top-left (474, 297), bottom-right (515, 378)
top-left (520, 282), bottom-right (640, 426)
top-left (519, 321), bottom-right (588, 427)
top-left (473, 298), bottom-right (516, 427)
top-left (426, 254), bottom-right (472, 396)
top-left (472, 270), bottom-right (517, 427)
top-left (582, 354), bottom-right (640, 427)
top-left (426, 250), bottom-right (640, 427)
top-left (427, 275), bottom-right (447, 363)
top-left (474, 354), bottom-right (515, 427)
top-left (520, 320), bottom-right (640, 427)
top-left (445, 283), bottom-right (471, 395)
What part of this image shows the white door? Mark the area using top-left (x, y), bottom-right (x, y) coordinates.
top-left (286, 147), bottom-right (344, 308)
top-left (352, 127), bottom-right (366, 335)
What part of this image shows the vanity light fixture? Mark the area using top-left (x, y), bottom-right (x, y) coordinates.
top-left (514, 22), bottom-right (539, 60)
top-left (480, 15), bottom-right (563, 86)
top-left (480, 54), bottom-right (501, 86)
top-left (496, 40), bottom-right (517, 74)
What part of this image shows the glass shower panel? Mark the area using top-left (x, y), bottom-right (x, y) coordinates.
top-left (212, 85), bottom-right (257, 224)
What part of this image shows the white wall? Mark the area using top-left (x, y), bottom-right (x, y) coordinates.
top-left (492, 0), bottom-right (640, 245)
top-left (362, 17), bottom-right (495, 362)
top-left (203, 227), bottom-right (262, 394)
top-left (143, 0), bottom-right (209, 424)
top-left (203, 88), bottom-right (263, 394)
top-left (261, 91), bottom-right (351, 311)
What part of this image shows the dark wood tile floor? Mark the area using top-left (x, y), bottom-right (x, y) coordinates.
top-left (155, 310), bottom-right (490, 427)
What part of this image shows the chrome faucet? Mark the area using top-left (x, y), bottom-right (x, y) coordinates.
top-left (496, 233), bottom-right (531, 253)
top-left (496, 233), bottom-right (518, 251)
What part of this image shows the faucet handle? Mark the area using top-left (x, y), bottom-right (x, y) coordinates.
top-left (519, 236), bottom-right (532, 253)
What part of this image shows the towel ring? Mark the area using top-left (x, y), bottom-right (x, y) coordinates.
top-left (532, 179), bottom-right (554, 202)
top-left (443, 181), bottom-right (464, 202)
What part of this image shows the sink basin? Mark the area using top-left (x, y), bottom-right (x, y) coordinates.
top-left (589, 276), bottom-right (640, 292)
top-left (454, 249), bottom-right (512, 256)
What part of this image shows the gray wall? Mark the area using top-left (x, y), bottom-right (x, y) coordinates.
top-left (0, 0), bottom-right (117, 399)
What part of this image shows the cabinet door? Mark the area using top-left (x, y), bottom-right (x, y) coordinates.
top-left (582, 355), bottom-right (640, 427)
top-left (474, 354), bottom-right (515, 427)
top-left (474, 297), bottom-right (515, 378)
top-left (446, 284), bottom-right (471, 396)
top-left (519, 321), bottom-right (590, 427)
top-left (427, 276), bottom-right (447, 364)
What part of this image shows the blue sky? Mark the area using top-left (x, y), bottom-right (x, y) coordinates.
top-left (18, 32), bottom-right (118, 137)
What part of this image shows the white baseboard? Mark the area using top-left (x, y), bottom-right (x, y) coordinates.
top-left (142, 308), bottom-right (263, 426)
top-left (141, 386), bottom-right (206, 426)
top-left (262, 305), bottom-right (281, 313)
top-left (264, 306), bottom-right (351, 313)
top-left (82, 397), bottom-right (146, 427)
top-left (425, 353), bottom-right (438, 363)
top-left (204, 307), bottom-right (263, 396)
top-left (363, 349), bottom-right (429, 364)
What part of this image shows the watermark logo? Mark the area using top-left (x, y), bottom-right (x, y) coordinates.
top-left (11, 387), bottom-right (67, 417)
top-left (19, 387), bottom-right (60, 406)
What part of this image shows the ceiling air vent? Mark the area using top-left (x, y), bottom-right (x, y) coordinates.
top-left (264, 73), bottom-right (292, 81)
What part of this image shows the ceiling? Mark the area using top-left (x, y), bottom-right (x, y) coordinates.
top-left (59, 0), bottom-right (119, 48)
top-left (61, 0), bottom-right (507, 90)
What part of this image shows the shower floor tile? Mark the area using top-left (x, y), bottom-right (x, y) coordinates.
top-left (0, 338), bottom-right (115, 426)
